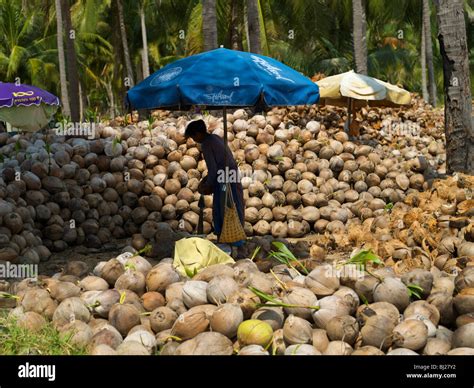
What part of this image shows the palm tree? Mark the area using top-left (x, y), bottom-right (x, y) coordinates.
top-left (352, 0), bottom-right (367, 74)
top-left (230, 0), bottom-right (242, 50)
top-left (62, 0), bottom-right (80, 122)
top-left (202, 0), bottom-right (217, 51)
top-left (423, 0), bottom-right (437, 106)
top-left (420, 21), bottom-right (429, 101)
top-left (435, 0), bottom-right (473, 174)
top-left (116, 0), bottom-right (135, 87)
top-left (139, 0), bottom-right (150, 79)
top-left (247, 0), bottom-right (261, 53)
top-left (55, 0), bottom-right (71, 118)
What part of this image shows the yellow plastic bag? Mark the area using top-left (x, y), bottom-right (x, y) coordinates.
top-left (173, 237), bottom-right (235, 277)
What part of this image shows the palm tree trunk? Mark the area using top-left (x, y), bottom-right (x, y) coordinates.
top-left (423, 0), bottom-right (437, 106)
top-left (247, 0), bottom-right (261, 54)
top-left (421, 18), bottom-right (429, 101)
top-left (435, 0), bottom-right (473, 174)
top-left (352, 0), bottom-right (367, 75)
top-left (202, 0), bottom-right (217, 51)
top-left (140, 5), bottom-right (150, 79)
top-left (78, 82), bottom-right (83, 122)
top-left (117, 0), bottom-right (135, 87)
top-left (61, 0), bottom-right (80, 122)
top-left (230, 0), bottom-right (242, 50)
top-left (54, 0), bottom-right (71, 118)
top-left (105, 82), bottom-right (116, 119)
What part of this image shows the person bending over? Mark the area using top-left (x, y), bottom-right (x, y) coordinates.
top-left (185, 119), bottom-right (245, 245)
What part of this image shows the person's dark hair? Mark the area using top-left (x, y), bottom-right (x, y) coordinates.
top-left (185, 119), bottom-right (207, 137)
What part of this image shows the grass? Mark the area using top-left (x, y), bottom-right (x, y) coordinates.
top-left (0, 309), bottom-right (87, 355)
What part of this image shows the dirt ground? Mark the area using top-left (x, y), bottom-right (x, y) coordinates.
top-left (38, 234), bottom-right (348, 277)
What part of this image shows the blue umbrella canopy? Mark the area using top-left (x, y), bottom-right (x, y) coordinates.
top-left (127, 48), bottom-right (319, 110)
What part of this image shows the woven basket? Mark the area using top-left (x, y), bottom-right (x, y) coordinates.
top-left (219, 184), bottom-right (246, 243)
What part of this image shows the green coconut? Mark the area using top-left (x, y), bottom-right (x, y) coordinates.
top-left (237, 319), bottom-right (274, 347)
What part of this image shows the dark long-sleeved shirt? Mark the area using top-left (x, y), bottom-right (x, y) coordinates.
top-left (201, 134), bottom-right (239, 185)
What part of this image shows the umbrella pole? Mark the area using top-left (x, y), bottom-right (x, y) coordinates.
top-left (347, 97), bottom-right (352, 134)
top-left (223, 106), bottom-right (228, 181)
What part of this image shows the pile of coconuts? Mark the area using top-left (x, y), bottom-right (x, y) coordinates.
top-left (1, 240), bottom-right (473, 356)
top-left (0, 95), bottom-right (451, 265)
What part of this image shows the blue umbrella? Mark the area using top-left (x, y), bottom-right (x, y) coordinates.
top-left (127, 47), bottom-right (319, 168)
top-left (127, 48), bottom-right (319, 110)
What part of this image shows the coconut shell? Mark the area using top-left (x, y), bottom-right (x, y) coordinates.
top-left (386, 348), bottom-right (419, 355)
top-left (373, 277), bottom-right (410, 311)
top-left (88, 328), bottom-right (123, 350)
top-left (312, 295), bottom-right (351, 329)
top-left (115, 270), bottom-right (146, 296)
top-left (108, 303), bottom-right (141, 336)
top-left (79, 276), bottom-right (109, 292)
top-left (452, 323), bottom-right (474, 348)
top-left (351, 346), bottom-right (385, 355)
top-left (59, 320), bottom-right (93, 347)
top-left (403, 300), bottom-right (440, 326)
top-left (305, 264), bottom-right (340, 296)
top-left (101, 259), bottom-right (125, 286)
top-left (16, 311), bottom-right (47, 332)
top-left (238, 344), bottom-right (269, 355)
top-left (116, 340), bottom-right (150, 355)
top-left (171, 309), bottom-right (210, 340)
top-left (145, 263), bottom-right (180, 292)
top-left (20, 288), bottom-right (58, 320)
top-left (174, 332), bottom-right (233, 355)
top-left (193, 264), bottom-right (235, 282)
top-left (141, 291), bottom-right (165, 312)
top-left (393, 319), bottom-right (428, 350)
top-left (94, 289), bottom-right (120, 318)
top-left (283, 315), bottom-right (312, 345)
top-left (88, 344), bottom-right (118, 355)
top-left (124, 329), bottom-right (157, 353)
top-left (207, 276), bottom-right (239, 305)
top-left (182, 280), bottom-right (208, 308)
top-left (149, 306), bottom-right (178, 333)
top-left (209, 303), bottom-right (243, 338)
top-left (453, 288), bottom-right (474, 315)
top-left (361, 315), bottom-right (395, 350)
top-left (323, 341), bottom-right (353, 355)
top-left (282, 286), bottom-right (318, 320)
top-left (285, 344), bottom-right (321, 355)
top-left (422, 338), bottom-right (451, 355)
top-left (326, 315), bottom-right (359, 345)
top-left (53, 297), bottom-right (91, 328)
top-left (427, 291), bottom-right (455, 326)
top-left (251, 306), bottom-right (285, 331)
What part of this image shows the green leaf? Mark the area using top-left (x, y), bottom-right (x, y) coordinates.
top-left (0, 292), bottom-right (19, 300)
top-left (248, 286), bottom-right (319, 310)
top-left (268, 242), bottom-right (309, 274)
top-left (184, 266), bottom-right (198, 278)
top-left (344, 249), bottom-right (382, 271)
top-left (359, 294), bottom-right (369, 306)
top-left (250, 246), bottom-right (261, 262)
top-left (407, 283), bottom-right (424, 300)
